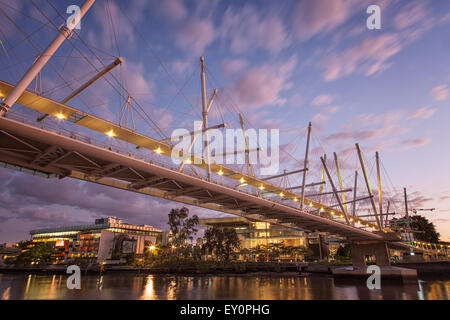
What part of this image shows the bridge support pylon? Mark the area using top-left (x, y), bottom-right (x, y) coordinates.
top-left (350, 241), bottom-right (390, 267)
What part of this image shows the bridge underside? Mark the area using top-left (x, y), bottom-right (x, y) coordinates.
top-left (0, 116), bottom-right (389, 242)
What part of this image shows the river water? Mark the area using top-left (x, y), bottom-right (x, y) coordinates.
top-left (0, 273), bottom-right (449, 300)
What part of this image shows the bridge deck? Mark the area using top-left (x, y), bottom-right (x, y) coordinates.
top-left (0, 80), bottom-right (379, 231)
top-left (0, 115), bottom-right (386, 241)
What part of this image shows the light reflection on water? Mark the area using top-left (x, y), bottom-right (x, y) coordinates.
top-left (0, 273), bottom-right (449, 300)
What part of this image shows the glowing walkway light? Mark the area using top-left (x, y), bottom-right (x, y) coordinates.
top-left (55, 113), bottom-right (66, 120)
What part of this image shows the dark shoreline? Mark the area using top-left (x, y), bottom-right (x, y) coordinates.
top-left (1, 261), bottom-right (449, 277)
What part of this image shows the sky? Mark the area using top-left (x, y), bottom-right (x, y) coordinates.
top-left (0, 0), bottom-right (449, 243)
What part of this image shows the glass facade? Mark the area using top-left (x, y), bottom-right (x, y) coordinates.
top-left (199, 217), bottom-right (308, 250)
top-left (30, 217), bottom-right (161, 263)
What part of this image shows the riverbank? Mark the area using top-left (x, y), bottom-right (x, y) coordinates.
top-left (1, 260), bottom-right (448, 277)
top-left (0, 262), bottom-right (305, 275)
top-left (393, 261), bottom-right (450, 275)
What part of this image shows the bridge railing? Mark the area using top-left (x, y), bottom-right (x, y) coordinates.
top-left (4, 112), bottom-right (375, 232)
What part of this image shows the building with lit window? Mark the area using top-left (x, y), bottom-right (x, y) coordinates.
top-left (30, 217), bottom-right (161, 264)
top-left (199, 217), bottom-right (341, 261)
top-left (199, 217), bottom-right (308, 248)
top-left (0, 243), bottom-right (20, 265)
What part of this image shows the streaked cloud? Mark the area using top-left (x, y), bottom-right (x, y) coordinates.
top-left (321, 34), bottom-right (402, 81)
top-left (400, 138), bottom-right (430, 150)
top-left (311, 94), bottom-right (333, 106)
top-left (175, 17), bottom-right (216, 55)
top-left (230, 56), bottom-right (297, 109)
top-left (154, 0), bottom-right (187, 23)
top-left (219, 4), bottom-right (290, 55)
top-left (410, 106), bottom-right (437, 119)
top-left (291, 0), bottom-right (367, 40)
top-left (430, 85), bottom-right (448, 101)
top-left (220, 58), bottom-right (248, 77)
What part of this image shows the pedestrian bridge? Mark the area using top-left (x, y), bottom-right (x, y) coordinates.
top-left (0, 81), bottom-right (394, 243)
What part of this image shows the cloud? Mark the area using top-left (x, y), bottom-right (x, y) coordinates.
top-left (171, 59), bottom-right (193, 75)
top-left (403, 190), bottom-right (434, 208)
top-left (326, 111), bottom-right (405, 144)
top-left (90, 0), bottom-right (145, 50)
top-left (321, 34), bottom-right (402, 81)
top-left (220, 59), bottom-right (248, 77)
top-left (0, 169), bottom-right (172, 231)
top-left (324, 129), bottom-right (383, 143)
top-left (0, 166), bottom-right (236, 242)
top-left (324, 106), bottom-right (341, 114)
top-left (152, 0), bottom-right (217, 56)
top-left (291, 0), bottom-right (367, 40)
top-left (154, 0), bottom-right (187, 22)
top-left (230, 56), bottom-right (297, 109)
top-left (311, 113), bottom-right (330, 134)
top-left (17, 207), bottom-right (72, 224)
top-left (219, 5), bottom-right (290, 55)
top-left (410, 106), bottom-right (436, 120)
top-left (122, 61), bottom-right (154, 96)
top-left (174, 17), bottom-right (216, 56)
top-left (311, 94), bottom-right (333, 106)
top-left (399, 138), bottom-right (430, 150)
top-left (430, 85), bottom-right (448, 102)
top-left (0, 1), bottom-right (26, 38)
top-left (392, 0), bottom-right (450, 43)
top-left (319, 0), bottom-right (450, 82)
top-left (324, 132), bottom-right (353, 142)
top-left (393, 1), bottom-right (430, 30)
top-left (150, 108), bottom-right (174, 131)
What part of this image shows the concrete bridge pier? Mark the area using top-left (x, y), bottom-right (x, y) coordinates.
top-left (350, 241), bottom-right (390, 267)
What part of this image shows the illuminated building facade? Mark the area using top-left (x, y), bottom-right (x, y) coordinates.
top-left (199, 217), bottom-right (345, 261)
top-left (199, 217), bottom-right (308, 249)
top-left (0, 243), bottom-right (20, 265)
top-left (30, 217), bottom-right (161, 263)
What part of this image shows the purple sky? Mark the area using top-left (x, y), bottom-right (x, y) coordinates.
top-left (0, 0), bottom-right (449, 242)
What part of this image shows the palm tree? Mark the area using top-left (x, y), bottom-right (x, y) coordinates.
top-left (409, 215), bottom-right (440, 243)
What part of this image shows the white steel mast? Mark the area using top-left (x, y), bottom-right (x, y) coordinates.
top-left (0, 0), bottom-right (96, 116)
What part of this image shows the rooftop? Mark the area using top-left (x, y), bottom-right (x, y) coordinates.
top-left (30, 217), bottom-right (161, 235)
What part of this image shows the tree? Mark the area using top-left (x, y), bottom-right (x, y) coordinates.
top-left (249, 245), bottom-right (267, 261)
top-left (409, 215), bottom-right (440, 243)
top-left (203, 227), bottom-right (241, 262)
top-left (126, 252), bottom-right (137, 266)
top-left (265, 243), bottom-right (284, 261)
top-left (168, 207), bottom-right (199, 247)
top-left (282, 245), bottom-right (313, 262)
top-left (16, 241), bottom-right (53, 265)
top-left (336, 244), bottom-right (351, 260)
